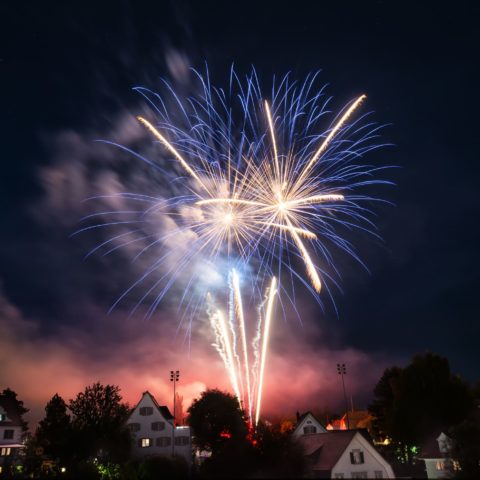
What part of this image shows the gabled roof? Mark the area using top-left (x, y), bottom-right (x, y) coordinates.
top-left (135, 391), bottom-right (174, 420)
top-left (298, 430), bottom-right (356, 470)
top-left (0, 397), bottom-right (23, 427)
top-left (294, 411), bottom-right (327, 435)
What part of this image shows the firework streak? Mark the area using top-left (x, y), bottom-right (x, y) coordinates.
top-left (209, 271), bottom-right (277, 425)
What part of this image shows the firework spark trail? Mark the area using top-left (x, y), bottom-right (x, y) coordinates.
top-left (208, 272), bottom-right (277, 424)
top-left (207, 296), bottom-right (242, 403)
top-left (231, 270), bottom-right (253, 421)
top-left (255, 276), bottom-right (277, 426)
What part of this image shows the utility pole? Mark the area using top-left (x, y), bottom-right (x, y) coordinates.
top-left (170, 370), bottom-right (180, 457)
top-left (337, 363), bottom-right (350, 430)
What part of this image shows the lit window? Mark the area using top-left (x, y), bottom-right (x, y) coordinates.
top-left (127, 423), bottom-right (140, 432)
top-left (3, 429), bottom-right (14, 439)
top-left (350, 450), bottom-right (365, 464)
top-left (156, 437), bottom-right (171, 447)
top-left (152, 421), bottom-right (166, 431)
top-left (453, 460), bottom-right (461, 471)
top-left (1, 447), bottom-right (11, 456)
top-left (174, 436), bottom-right (189, 446)
top-left (374, 471), bottom-right (383, 479)
top-left (140, 438), bottom-right (151, 448)
top-left (303, 425), bottom-right (317, 434)
top-left (139, 407), bottom-right (154, 416)
top-left (436, 460), bottom-right (445, 470)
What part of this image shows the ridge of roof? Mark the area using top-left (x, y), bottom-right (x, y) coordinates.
top-left (139, 391), bottom-right (174, 420)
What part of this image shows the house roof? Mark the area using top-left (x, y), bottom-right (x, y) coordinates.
top-left (0, 396), bottom-right (23, 427)
top-left (139, 391), bottom-right (174, 420)
top-left (296, 411), bottom-right (321, 425)
top-left (298, 430), bottom-right (357, 471)
top-left (418, 431), bottom-right (451, 459)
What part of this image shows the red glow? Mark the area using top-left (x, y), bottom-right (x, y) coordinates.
top-left (219, 430), bottom-right (232, 439)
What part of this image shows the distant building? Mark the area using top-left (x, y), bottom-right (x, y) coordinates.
top-left (326, 411), bottom-right (374, 433)
top-left (0, 396), bottom-right (24, 474)
top-left (292, 412), bottom-right (327, 440)
top-left (126, 391), bottom-right (192, 465)
top-left (296, 430), bottom-right (395, 479)
top-left (418, 432), bottom-right (460, 479)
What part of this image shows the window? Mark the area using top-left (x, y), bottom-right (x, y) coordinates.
top-left (452, 460), bottom-right (461, 471)
top-left (350, 449), bottom-right (365, 464)
top-left (3, 429), bottom-right (14, 440)
top-left (334, 474), bottom-right (344, 479)
top-left (303, 425), bottom-right (317, 434)
top-left (127, 423), bottom-right (140, 433)
top-left (139, 406), bottom-right (154, 416)
top-left (436, 460), bottom-right (445, 471)
top-left (152, 421), bottom-right (165, 431)
top-left (351, 473), bottom-right (367, 479)
top-left (139, 438), bottom-right (152, 448)
top-left (174, 436), bottom-right (189, 446)
top-left (0, 413), bottom-right (5, 421)
top-left (156, 437), bottom-right (171, 447)
top-left (374, 471), bottom-right (384, 479)
top-left (1, 447), bottom-right (11, 456)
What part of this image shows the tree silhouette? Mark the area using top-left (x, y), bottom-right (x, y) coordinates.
top-left (36, 393), bottom-right (72, 466)
top-left (68, 382), bottom-right (131, 465)
top-left (1, 387), bottom-right (29, 433)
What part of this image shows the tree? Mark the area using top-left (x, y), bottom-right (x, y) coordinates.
top-left (254, 421), bottom-right (306, 478)
top-left (450, 414), bottom-right (480, 478)
top-left (187, 389), bottom-right (254, 478)
top-left (187, 389), bottom-right (247, 454)
top-left (1, 388), bottom-right (29, 433)
top-left (35, 394), bottom-right (72, 467)
top-left (369, 353), bottom-right (474, 449)
top-left (68, 383), bottom-right (132, 465)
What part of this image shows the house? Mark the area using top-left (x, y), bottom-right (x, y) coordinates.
top-left (126, 391), bottom-right (192, 465)
top-left (296, 430), bottom-right (395, 479)
top-left (0, 396), bottom-right (24, 473)
top-left (418, 432), bottom-right (460, 479)
top-left (292, 411), bottom-right (327, 440)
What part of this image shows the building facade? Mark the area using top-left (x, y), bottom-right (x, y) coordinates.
top-left (0, 397), bottom-right (24, 474)
top-left (126, 391), bottom-right (192, 465)
top-left (296, 430), bottom-right (395, 479)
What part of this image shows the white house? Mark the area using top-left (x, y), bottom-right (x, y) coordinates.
top-left (126, 391), bottom-right (192, 465)
top-left (292, 412), bottom-right (327, 440)
top-left (296, 430), bottom-right (395, 479)
top-left (0, 397), bottom-right (24, 473)
top-left (419, 432), bottom-right (460, 479)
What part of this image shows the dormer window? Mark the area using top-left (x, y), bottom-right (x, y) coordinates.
top-left (139, 407), bottom-right (154, 416)
top-left (350, 449), bottom-right (365, 464)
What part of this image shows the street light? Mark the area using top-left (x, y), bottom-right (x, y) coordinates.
top-left (337, 363), bottom-right (350, 430)
top-left (170, 370), bottom-right (180, 457)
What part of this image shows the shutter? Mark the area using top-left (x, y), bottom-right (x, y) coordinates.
top-left (350, 452), bottom-right (355, 464)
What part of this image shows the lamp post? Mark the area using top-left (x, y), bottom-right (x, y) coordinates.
top-left (337, 363), bottom-right (350, 430)
top-left (170, 370), bottom-right (180, 457)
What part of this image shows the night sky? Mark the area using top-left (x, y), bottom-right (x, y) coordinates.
top-left (1, 1), bottom-right (479, 423)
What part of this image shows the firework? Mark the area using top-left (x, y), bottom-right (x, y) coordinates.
top-left (79, 67), bottom-right (390, 423)
top-left (209, 271), bottom-right (277, 425)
